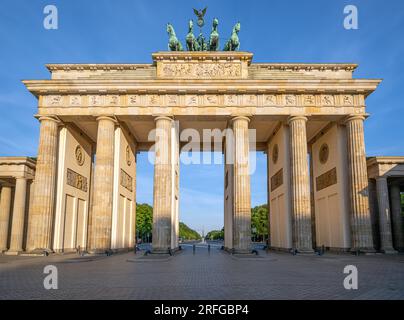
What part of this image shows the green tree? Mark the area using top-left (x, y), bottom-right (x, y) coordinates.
top-left (136, 203), bottom-right (201, 242)
top-left (206, 228), bottom-right (224, 240)
top-left (136, 203), bottom-right (153, 241)
top-left (179, 222), bottom-right (201, 240)
top-left (251, 204), bottom-right (269, 242)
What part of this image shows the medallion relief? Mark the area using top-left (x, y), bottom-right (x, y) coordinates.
top-left (75, 145), bottom-right (85, 166)
top-left (319, 143), bottom-right (329, 164)
top-left (272, 144), bottom-right (279, 164)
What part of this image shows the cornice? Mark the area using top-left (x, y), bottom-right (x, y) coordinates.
top-left (22, 78), bottom-right (381, 96)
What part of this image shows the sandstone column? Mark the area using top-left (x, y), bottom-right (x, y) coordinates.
top-left (0, 186), bottom-right (13, 252)
top-left (7, 178), bottom-right (28, 254)
top-left (89, 116), bottom-right (116, 253)
top-left (375, 177), bottom-right (396, 253)
top-left (232, 116), bottom-right (251, 253)
top-left (389, 181), bottom-right (404, 251)
top-left (345, 115), bottom-right (374, 252)
top-left (27, 116), bottom-right (60, 253)
top-left (152, 116), bottom-right (173, 253)
top-left (288, 116), bottom-right (313, 253)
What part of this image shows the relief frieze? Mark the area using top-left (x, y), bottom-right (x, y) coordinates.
top-left (43, 94), bottom-right (364, 108)
top-left (120, 169), bottom-right (133, 192)
top-left (66, 168), bottom-right (88, 192)
top-left (159, 62), bottom-right (242, 79)
top-left (316, 167), bottom-right (337, 192)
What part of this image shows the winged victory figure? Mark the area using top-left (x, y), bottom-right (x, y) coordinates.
top-left (193, 7), bottom-right (207, 28)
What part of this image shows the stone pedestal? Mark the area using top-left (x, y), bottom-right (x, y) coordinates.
top-left (89, 116), bottom-right (116, 253)
top-left (345, 115), bottom-right (375, 252)
top-left (232, 116), bottom-right (252, 253)
top-left (0, 186), bottom-right (12, 252)
top-left (27, 116), bottom-right (60, 253)
top-left (390, 182), bottom-right (404, 251)
top-left (7, 178), bottom-right (28, 254)
top-left (152, 116), bottom-right (173, 253)
top-left (288, 116), bottom-right (313, 253)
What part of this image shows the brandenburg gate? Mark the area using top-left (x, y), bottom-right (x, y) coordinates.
top-left (12, 50), bottom-right (384, 255)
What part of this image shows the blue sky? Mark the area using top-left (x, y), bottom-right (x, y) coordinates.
top-left (0, 0), bottom-right (403, 232)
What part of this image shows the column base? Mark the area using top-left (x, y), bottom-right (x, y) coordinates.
top-left (88, 249), bottom-right (114, 255)
top-left (223, 247), bottom-right (256, 255)
top-left (381, 248), bottom-right (398, 254)
top-left (295, 248), bottom-right (315, 255)
top-left (4, 250), bottom-right (23, 256)
top-left (148, 247), bottom-right (181, 255)
top-left (28, 248), bottom-right (54, 256)
top-left (350, 247), bottom-right (376, 254)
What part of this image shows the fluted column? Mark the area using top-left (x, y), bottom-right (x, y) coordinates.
top-left (232, 116), bottom-right (251, 253)
top-left (27, 116), bottom-right (60, 253)
top-left (7, 178), bottom-right (28, 254)
top-left (375, 177), bottom-right (396, 253)
top-left (288, 116), bottom-right (313, 253)
top-left (389, 181), bottom-right (404, 251)
top-left (345, 115), bottom-right (374, 251)
top-left (152, 116), bottom-right (173, 252)
top-left (0, 186), bottom-right (13, 252)
top-left (89, 116), bottom-right (116, 253)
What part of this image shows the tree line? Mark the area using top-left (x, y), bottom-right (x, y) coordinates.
top-left (136, 203), bottom-right (269, 243)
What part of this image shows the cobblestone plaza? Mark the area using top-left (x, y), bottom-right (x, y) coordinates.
top-left (1, 245), bottom-right (403, 300)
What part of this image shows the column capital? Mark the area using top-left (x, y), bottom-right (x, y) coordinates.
top-left (231, 116), bottom-right (250, 123)
top-left (344, 114), bottom-right (368, 124)
top-left (36, 115), bottom-right (61, 124)
top-left (288, 115), bottom-right (308, 124)
top-left (96, 115), bottom-right (118, 123)
top-left (14, 177), bottom-right (29, 183)
top-left (154, 116), bottom-right (174, 123)
top-left (376, 176), bottom-right (388, 182)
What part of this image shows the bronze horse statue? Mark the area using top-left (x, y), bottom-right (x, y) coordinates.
top-left (167, 23), bottom-right (183, 51)
top-left (209, 18), bottom-right (219, 51)
top-left (223, 22), bottom-right (240, 51)
top-left (186, 20), bottom-right (199, 51)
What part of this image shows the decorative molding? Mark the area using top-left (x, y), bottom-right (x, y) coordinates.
top-left (316, 167), bottom-right (337, 191)
top-left (271, 168), bottom-right (283, 191)
top-left (66, 168), bottom-right (88, 192)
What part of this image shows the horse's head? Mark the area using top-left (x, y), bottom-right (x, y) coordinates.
top-left (188, 19), bottom-right (193, 32)
top-left (212, 18), bottom-right (219, 29)
top-left (167, 23), bottom-right (174, 35)
top-left (234, 22), bottom-right (241, 34)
